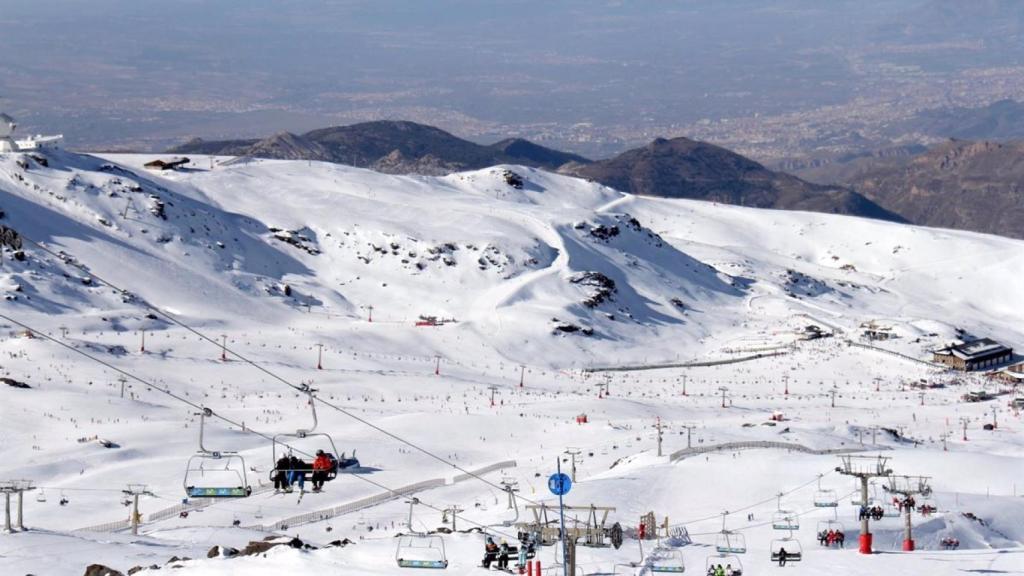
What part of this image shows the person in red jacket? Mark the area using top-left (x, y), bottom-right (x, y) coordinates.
top-left (311, 449), bottom-right (334, 492)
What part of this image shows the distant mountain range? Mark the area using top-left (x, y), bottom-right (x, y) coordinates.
top-left (171, 121), bottom-right (901, 223)
top-left (836, 139), bottom-right (1024, 240)
top-left (171, 121), bottom-right (588, 175)
top-left (559, 137), bottom-right (902, 221)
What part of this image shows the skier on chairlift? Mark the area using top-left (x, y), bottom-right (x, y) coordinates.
top-left (482, 536), bottom-right (498, 569)
top-left (312, 449), bottom-right (333, 492)
top-left (274, 453), bottom-right (292, 492)
top-left (287, 454), bottom-right (307, 493)
top-left (497, 539), bottom-right (511, 570)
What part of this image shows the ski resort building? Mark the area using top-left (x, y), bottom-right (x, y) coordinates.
top-left (0, 112), bottom-right (64, 152)
top-left (996, 362), bottom-right (1024, 383)
top-left (144, 157), bottom-right (191, 171)
top-left (932, 338), bottom-right (1013, 371)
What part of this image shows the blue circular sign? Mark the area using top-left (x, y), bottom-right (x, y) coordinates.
top-left (548, 473), bottom-right (572, 496)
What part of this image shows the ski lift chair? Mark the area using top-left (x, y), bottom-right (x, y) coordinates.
top-left (770, 538), bottom-right (803, 563)
top-left (816, 519), bottom-right (844, 534)
top-left (183, 410), bottom-right (252, 498)
top-left (715, 531), bottom-right (747, 554)
top-left (396, 498), bottom-right (449, 569)
top-left (705, 554), bottom-right (742, 576)
top-left (813, 489), bottom-right (838, 508)
top-left (815, 520), bottom-right (845, 547)
top-left (35, 489), bottom-right (46, 503)
top-left (771, 511), bottom-right (799, 531)
top-left (649, 550), bottom-right (685, 573)
top-left (396, 535), bottom-right (448, 569)
top-left (270, 388), bottom-right (358, 486)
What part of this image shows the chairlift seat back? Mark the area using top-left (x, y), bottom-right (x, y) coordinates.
top-left (187, 486), bottom-right (250, 498)
top-left (397, 559), bottom-right (449, 569)
top-left (770, 551), bottom-right (802, 562)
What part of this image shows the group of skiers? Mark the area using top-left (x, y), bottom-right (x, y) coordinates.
top-left (481, 536), bottom-right (530, 572)
top-left (816, 529), bottom-right (845, 547)
top-left (705, 563), bottom-right (741, 576)
top-left (940, 536), bottom-right (960, 550)
top-left (893, 496), bottom-right (916, 513)
top-left (273, 450), bottom-right (336, 493)
top-left (858, 505), bottom-right (886, 521)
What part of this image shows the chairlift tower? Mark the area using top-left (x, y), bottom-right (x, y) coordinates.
top-left (884, 475), bottom-right (932, 551)
top-left (564, 448), bottom-right (582, 482)
top-left (124, 483), bottom-right (154, 535)
top-left (835, 455), bottom-right (893, 554)
top-left (681, 424), bottom-right (696, 449)
top-left (0, 479), bottom-right (34, 532)
top-left (654, 417), bottom-right (664, 457)
top-left (718, 386), bottom-right (729, 408)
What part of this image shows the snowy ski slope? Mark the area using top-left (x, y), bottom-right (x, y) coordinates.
top-left (0, 151), bottom-right (1021, 575)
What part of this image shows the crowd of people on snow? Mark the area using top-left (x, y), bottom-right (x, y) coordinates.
top-left (940, 537), bottom-right (960, 550)
top-left (273, 450), bottom-right (336, 493)
top-left (705, 563), bottom-right (741, 576)
top-left (817, 528), bottom-right (846, 547)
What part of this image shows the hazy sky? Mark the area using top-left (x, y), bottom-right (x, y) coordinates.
top-left (2, 0), bottom-right (1021, 154)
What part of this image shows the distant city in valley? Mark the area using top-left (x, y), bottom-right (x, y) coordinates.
top-left (4, 1), bottom-right (1024, 164)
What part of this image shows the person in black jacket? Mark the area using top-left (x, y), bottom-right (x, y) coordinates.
top-left (287, 455), bottom-right (308, 493)
top-left (274, 454), bottom-right (292, 491)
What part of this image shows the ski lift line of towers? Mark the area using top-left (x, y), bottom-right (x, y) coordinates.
top-left (0, 231), bottom-right (554, 514)
top-left (2, 240), bottom-right (958, 553)
top-left (836, 454), bottom-right (932, 553)
top-left (0, 319), bottom-right (536, 542)
top-left (0, 317), bottom-right (457, 538)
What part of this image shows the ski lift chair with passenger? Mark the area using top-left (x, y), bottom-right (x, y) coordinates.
top-left (269, 387), bottom-right (359, 488)
top-left (183, 409), bottom-right (252, 498)
top-left (815, 519), bottom-right (845, 548)
top-left (396, 498), bottom-right (449, 569)
top-left (770, 537), bottom-right (802, 564)
top-left (705, 554), bottom-right (742, 576)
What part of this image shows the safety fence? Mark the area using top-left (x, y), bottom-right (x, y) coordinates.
top-left (845, 340), bottom-right (945, 369)
top-left (248, 459), bottom-right (517, 532)
top-left (75, 481), bottom-right (276, 532)
top-left (452, 459), bottom-right (516, 483)
top-left (669, 440), bottom-right (881, 463)
top-left (76, 518), bottom-right (131, 533)
top-left (583, 351), bottom-right (789, 373)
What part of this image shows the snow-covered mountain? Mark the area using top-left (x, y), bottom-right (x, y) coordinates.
top-left (0, 150), bottom-right (1021, 576)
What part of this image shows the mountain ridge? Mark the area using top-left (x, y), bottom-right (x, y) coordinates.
top-left (172, 121), bottom-right (899, 223)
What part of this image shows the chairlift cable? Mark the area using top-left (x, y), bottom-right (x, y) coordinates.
top-left (14, 233), bottom-right (555, 512)
top-left (0, 312), bottom-right (520, 539)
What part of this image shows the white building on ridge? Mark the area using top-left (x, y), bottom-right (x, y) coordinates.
top-left (0, 112), bottom-right (64, 153)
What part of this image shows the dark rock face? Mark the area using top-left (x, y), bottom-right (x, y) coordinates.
top-left (562, 137), bottom-right (903, 221)
top-left (842, 139), bottom-right (1024, 239)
